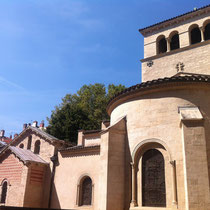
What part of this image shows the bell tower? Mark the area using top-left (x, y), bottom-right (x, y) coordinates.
top-left (139, 5), bottom-right (210, 82)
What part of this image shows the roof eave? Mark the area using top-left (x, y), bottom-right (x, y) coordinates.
top-left (139, 4), bottom-right (210, 37)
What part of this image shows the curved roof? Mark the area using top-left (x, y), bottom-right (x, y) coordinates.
top-left (107, 74), bottom-right (210, 114)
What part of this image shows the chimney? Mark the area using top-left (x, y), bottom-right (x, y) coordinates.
top-left (77, 130), bottom-right (84, 146)
top-left (0, 130), bottom-right (5, 137)
top-left (101, 120), bottom-right (110, 130)
top-left (14, 133), bottom-right (18, 138)
top-left (32, 121), bottom-right (38, 127)
top-left (10, 135), bottom-right (12, 139)
top-left (23, 123), bottom-right (27, 130)
top-left (39, 120), bottom-right (44, 128)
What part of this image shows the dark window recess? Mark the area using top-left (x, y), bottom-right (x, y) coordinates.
top-left (27, 136), bottom-right (32, 150)
top-left (204, 23), bottom-right (210, 41)
top-left (158, 38), bottom-right (167, 54)
top-left (170, 34), bottom-right (180, 50)
top-left (19, 144), bottom-right (24, 149)
top-left (190, 27), bottom-right (201, 44)
top-left (81, 177), bottom-right (92, 206)
top-left (34, 140), bottom-right (40, 154)
top-left (1, 182), bottom-right (8, 203)
top-left (142, 149), bottom-right (166, 207)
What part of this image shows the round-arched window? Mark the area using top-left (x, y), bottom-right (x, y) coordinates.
top-left (0, 181), bottom-right (8, 203)
top-left (27, 135), bottom-right (32, 150)
top-left (170, 33), bottom-right (180, 50)
top-left (190, 26), bottom-right (201, 44)
top-left (158, 37), bottom-right (167, 54)
top-left (80, 177), bottom-right (92, 206)
top-left (34, 140), bottom-right (40, 154)
top-left (204, 23), bottom-right (210, 41)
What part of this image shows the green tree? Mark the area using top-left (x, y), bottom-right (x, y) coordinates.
top-left (47, 83), bottom-right (126, 143)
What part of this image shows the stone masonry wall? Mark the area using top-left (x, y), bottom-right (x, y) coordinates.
top-left (141, 13), bottom-right (210, 82)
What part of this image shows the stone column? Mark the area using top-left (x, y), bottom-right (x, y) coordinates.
top-left (170, 160), bottom-right (177, 206)
top-left (130, 162), bottom-right (137, 207)
top-left (200, 27), bottom-right (205, 42)
top-left (167, 38), bottom-right (170, 52)
top-left (76, 184), bottom-right (80, 206)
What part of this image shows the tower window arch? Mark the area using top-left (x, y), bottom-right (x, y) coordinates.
top-left (79, 176), bottom-right (93, 206)
top-left (27, 135), bottom-right (32, 150)
top-left (142, 149), bottom-right (166, 207)
top-left (157, 36), bottom-right (167, 54)
top-left (34, 140), bottom-right (40, 154)
top-left (204, 22), bottom-right (210, 41)
top-left (1, 180), bottom-right (8, 204)
top-left (170, 32), bottom-right (180, 50)
top-left (189, 25), bottom-right (201, 44)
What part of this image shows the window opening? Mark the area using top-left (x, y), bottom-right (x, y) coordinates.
top-left (190, 27), bottom-right (201, 44)
top-left (170, 34), bottom-right (180, 50)
top-left (142, 149), bottom-right (166, 207)
top-left (34, 140), bottom-right (40, 154)
top-left (27, 136), bottom-right (32, 150)
top-left (80, 177), bottom-right (92, 206)
top-left (1, 181), bottom-right (8, 203)
top-left (158, 38), bottom-right (167, 54)
top-left (204, 23), bottom-right (210, 41)
top-left (19, 143), bottom-right (24, 149)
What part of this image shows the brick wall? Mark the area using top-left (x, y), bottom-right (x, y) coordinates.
top-left (0, 152), bottom-right (23, 185)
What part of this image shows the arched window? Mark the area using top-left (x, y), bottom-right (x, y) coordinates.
top-left (157, 37), bottom-right (167, 54)
top-left (79, 177), bottom-right (92, 206)
top-left (1, 181), bottom-right (8, 203)
top-left (19, 143), bottom-right (24, 149)
top-left (204, 23), bottom-right (210, 41)
top-left (142, 149), bottom-right (166, 207)
top-left (34, 140), bottom-right (40, 154)
top-left (27, 136), bottom-right (32, 150)
top-left (170, 33), bottom-right (180, 50)
top-left (190, 26), bottom-right (201, 44)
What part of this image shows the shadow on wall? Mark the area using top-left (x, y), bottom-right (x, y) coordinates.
top-left (124, 123), bottom-right (132, 210)
top-left (50, 182), bottom-right (61, 209)
top-left (203, 120), bottom-right (210, 192)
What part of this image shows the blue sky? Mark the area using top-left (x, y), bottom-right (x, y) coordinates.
top-left (0, 0), bottom-right (209, 136)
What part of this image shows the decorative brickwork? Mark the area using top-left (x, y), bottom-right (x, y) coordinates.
top-left (29, 168), bottom-right (44, 184)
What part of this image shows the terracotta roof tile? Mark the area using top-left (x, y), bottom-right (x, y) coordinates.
top-left (107, 74), bottom-right (210, 108)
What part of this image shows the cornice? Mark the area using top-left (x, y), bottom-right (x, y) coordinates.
top-left (139, 5), bottom-right (210, 36)
top-left (141, 39), bottom-right (210, 62)
top-left (107, 75), bottom-right (210, 115)
top-left (60, 145), bottom-right (100, 158)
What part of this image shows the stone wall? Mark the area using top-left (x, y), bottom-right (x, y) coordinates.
top-left (141, 13), bottom-right (210, 82)
top-left (51, 150), bottom-right (100, 210)
top-left (110, 86), bottom-right (210, 210)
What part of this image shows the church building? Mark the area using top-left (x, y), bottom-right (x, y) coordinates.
top-left (1, 5), bottom-right (210, 210)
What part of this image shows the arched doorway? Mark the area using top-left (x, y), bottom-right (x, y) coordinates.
top-left (142, 149), bottom-right (166, 207)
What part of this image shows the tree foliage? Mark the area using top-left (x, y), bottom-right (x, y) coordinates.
top-left (47, 83), bottom-right (126, 143)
